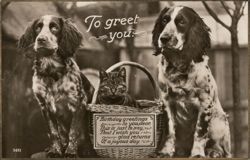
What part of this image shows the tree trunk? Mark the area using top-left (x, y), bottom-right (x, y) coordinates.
top-left (231, 20), bottom-right (241, 157)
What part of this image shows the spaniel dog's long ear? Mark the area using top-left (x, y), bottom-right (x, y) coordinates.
top-left (18, 20), bottom-right (37, 51)
top-left (59, 18), bottom-right (83, 58)
top-left (184, 9), bottom-right (211, 62)
top-left (152, 7), bottom-right (169, 56)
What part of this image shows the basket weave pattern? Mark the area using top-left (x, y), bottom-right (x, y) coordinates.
top-left (87, 101), bottom-right (164, 158)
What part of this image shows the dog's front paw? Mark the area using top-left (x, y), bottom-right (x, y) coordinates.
top-left (190, 147), bottom-right (205, 158)
top-left (158, 143), bottom-right (175, 157)
top-left (47, 147), bottom-right (63, 158)
top-left (191, 140), bottom-right (206, 158)
top-left (207, 150), bottom-right (223, 158)
top-left (158, 152), bottom-right (172, 158)
top-left (65, 146), bottom-right (78, 158)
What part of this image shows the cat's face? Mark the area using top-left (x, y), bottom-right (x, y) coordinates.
top-left (98, 68), bottom-right (127, 101)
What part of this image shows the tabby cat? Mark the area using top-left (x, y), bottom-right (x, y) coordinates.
top-left (97, 67), bottom-right (137, 107)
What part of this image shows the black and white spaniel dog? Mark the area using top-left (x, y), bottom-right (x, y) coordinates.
top-left (18, 15), bottom-right (95, 157)
top-left (152, 6), bottom-right (231, 158)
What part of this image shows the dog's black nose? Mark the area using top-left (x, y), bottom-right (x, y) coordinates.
top-left (37, 36), bottom-right (47, 43)
top-left (160, 35), bottom-right (171, 43)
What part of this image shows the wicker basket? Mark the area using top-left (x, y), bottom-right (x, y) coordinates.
top-left (86, 61), bottom-right (164, 158)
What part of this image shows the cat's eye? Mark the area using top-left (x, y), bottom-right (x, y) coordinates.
top-left (117, 85), bottom-right (126, 91)
top-left (99, 88), bottom-right (105, 92)
top-left (99, 86), bottom-right (108, 91)
top-left (101, 77), bottom-right (108, 81)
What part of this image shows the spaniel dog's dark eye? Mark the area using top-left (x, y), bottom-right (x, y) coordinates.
top-left (179, 19), bottom-right (185, 25)
top-left (162, 16), bottom-right (170, 24)
top-left (176, 16), bottom-right (186, 26)
top-left (35, 23), bottom-right (43, 33)
top-left (50, 22), bottom-right (59, 33)
top-left (162, 18), bottom-right (167, 24)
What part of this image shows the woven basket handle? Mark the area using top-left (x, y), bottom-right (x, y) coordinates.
top-left (91, 61), bottom-right (159, 104)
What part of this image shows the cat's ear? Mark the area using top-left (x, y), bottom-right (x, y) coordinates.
top-left (99, 69), bottom-right (108, 81)
top-left (119, 67), bottom-right (126, 81)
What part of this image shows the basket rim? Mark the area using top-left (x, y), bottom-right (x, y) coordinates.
top-left (86, 102), bottom-right (164, 114)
